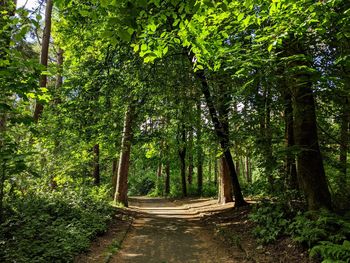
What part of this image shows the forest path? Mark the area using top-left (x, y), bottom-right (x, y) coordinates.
top-left (110, 197), bottom-right (242, 263)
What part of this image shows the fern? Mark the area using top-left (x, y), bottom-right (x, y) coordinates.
top-left (310, 240), bottom-right (350, 263)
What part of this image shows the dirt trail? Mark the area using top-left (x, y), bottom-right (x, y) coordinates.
top-left (110, 197), bottom-right (243, 263)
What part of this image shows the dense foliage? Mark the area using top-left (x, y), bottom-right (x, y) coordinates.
top-left (0, 0), bottom-right (349, 262)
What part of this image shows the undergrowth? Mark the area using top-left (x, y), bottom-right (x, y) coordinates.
top-left (249, 201), bottom-right (350, 262)
top-left (0, 187), bottom-right (114, 263)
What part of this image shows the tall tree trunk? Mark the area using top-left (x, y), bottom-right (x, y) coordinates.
top-left (245, 155), bottom-right (252, 183)
top-left (156, 161), bottom-right (162, 195)
top-left (111, 158), bottom-right (118, 196)
top-left (195, 70), bottom-right (247, 207)
top-left (208, 155), bottom-right (212, 183)
top-left (339, 96), bottom-right (349, 190)
top-left (33, 0), bottom-right (53, 122)
top-left (284, 90), bottom-right (298, 190)
top-left (188, 128), bottom-right (193, 185)
top-left (218, 157), bottom-right (233, 204)
top-left (196, 101), bottom-right (203, 196)
top-left (92, 143), bottom-right (100, 185)
top-left (288, 48), bottom-right (332, 210)
top-left (165, 159), bottom-right (170, 195)
top-left (178, 126), bottom-right (187, 197)
top-left (114, 105), bottom-right (134, 207)
top-left (214, 157), bottom-right (218, 186)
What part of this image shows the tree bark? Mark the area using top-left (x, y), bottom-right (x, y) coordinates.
top-left (195, 70), bottom-right (247, 207)
top-left (92, 143), bottom-right (100, 185)
top-left (289, 52), bottom-right (332, 210)
top-left (114, 105), bottom-right (134, 207)
top-left (218, 157), bottom-right (234, 204)
top-left (33, 0), bottom-right (53, 122)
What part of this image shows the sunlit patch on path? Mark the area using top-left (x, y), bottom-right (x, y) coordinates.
top-left (110, 197), bottom-right (244, 263)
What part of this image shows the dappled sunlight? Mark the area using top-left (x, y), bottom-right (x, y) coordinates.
top-left (111, 197), bottom-right (241, 262)
top-left (127, 197), bottom-right (235, 219)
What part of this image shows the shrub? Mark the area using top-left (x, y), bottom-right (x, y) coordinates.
top-left (249, 202), bottom-right (290, 244)
top-left (0, 187), bottom-right (114, 263)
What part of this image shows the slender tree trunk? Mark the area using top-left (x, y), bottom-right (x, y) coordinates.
top-left (178, 126), bottom-right (187, 197)
top-left (196, 101), bottom-right (203, 196)
top-left (165, 159), bottom-right (170, 195)
top-left (33, 0), bottom-right (53, 122)
top-left (218, 157), bottom-right (234, 204)
top-left (339, 96), bottom-right (349, 190)
top-left (284, 90), bottom-right (298, 190)
top-left (188, 129), bottom-right (193, 185)
top-left (245, 156), bottom-right (252, 183)
top-left (92, 143), bottom-right (100, 185)
top-left (195, 70), bottom-right (247, 207)
top-left (214, 156), bottom-right (218, 186)
top-left (114, 105), bottom-right (134, 206)
top-left (156, 161), bottom-right (162, 195)
top-left (208, 155), bottom-right (212, 183)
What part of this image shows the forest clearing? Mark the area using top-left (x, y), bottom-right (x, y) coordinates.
top-left (1, 0), bottom-right (349, 262)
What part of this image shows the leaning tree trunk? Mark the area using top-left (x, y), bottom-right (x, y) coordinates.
top-left (114, 105), bottom-right (134, 207)
top-left (288, 46), bottom-right (332, 210)
top-left (195, 70), bottom-right (247, 207)
top-left (33, 0), bottom-right (53, 122)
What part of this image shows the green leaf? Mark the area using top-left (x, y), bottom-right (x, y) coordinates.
top-left (141, 44), bottom-right (148, 51)
top-left (118, 29), bottom-right (132, 42)
top-left (163, 46), bottom-right (169, 55)
top-left (237, 13), bottom-right (244, 22)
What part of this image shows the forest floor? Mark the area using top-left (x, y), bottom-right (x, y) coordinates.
top-left (75, 197), bottom-right (312, 263)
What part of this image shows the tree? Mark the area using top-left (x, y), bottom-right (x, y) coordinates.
top-left (33, 0), bottom-right (53, 122)
top-left (114, 104), bottom-right (135, 206)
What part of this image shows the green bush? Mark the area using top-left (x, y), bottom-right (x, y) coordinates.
top-left (249, 202), bottom-right (290, 244)
top-left (0, 187), bottom-right (114, 263)
top-left (249, 202), bottom-right (350, 262)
